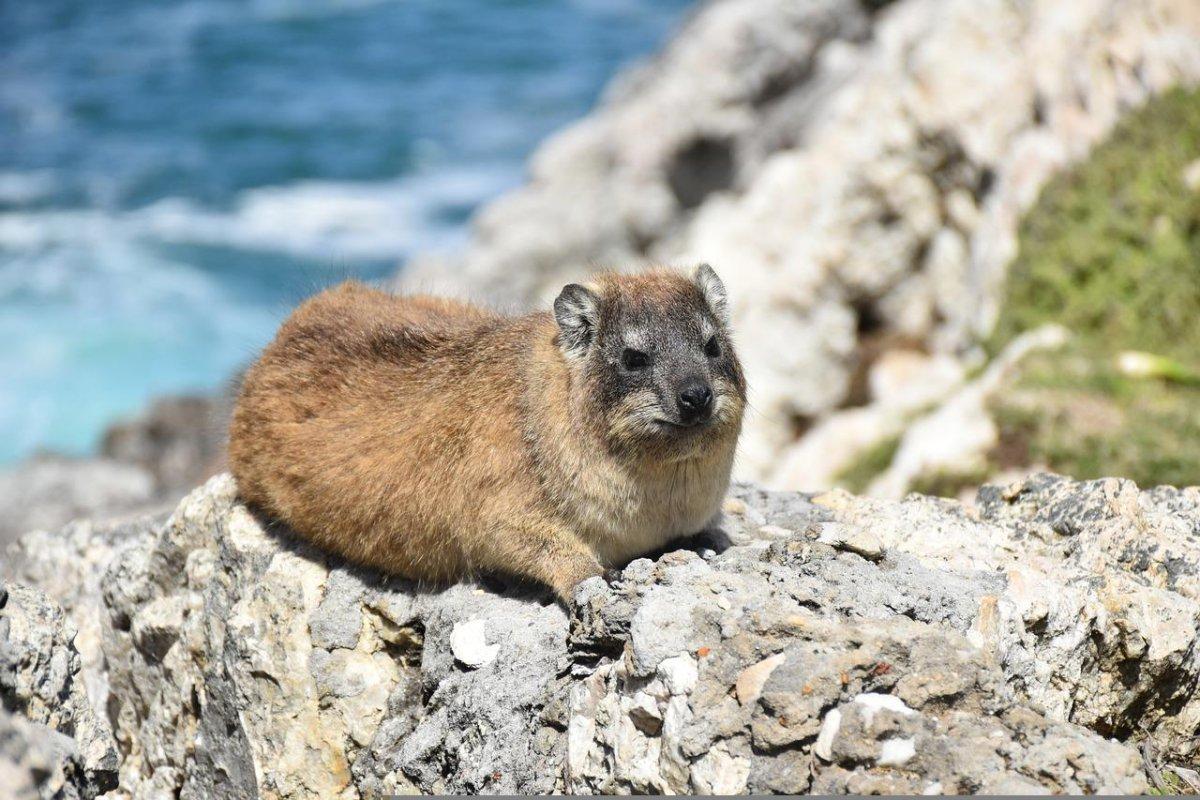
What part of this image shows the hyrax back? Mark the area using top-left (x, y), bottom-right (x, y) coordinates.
top-left (229, 267), bottom-right (745, 599)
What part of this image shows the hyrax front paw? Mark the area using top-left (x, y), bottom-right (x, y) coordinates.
top-left (564, 567), bottom-right (624, 610)
top-left (568, 573), bottom-right (610, 607)
top-left (548, 556), bottom-right (605, 605)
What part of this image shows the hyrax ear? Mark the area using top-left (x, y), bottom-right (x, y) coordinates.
top-left (553, 282), bottom-right (600, 357)
top-left (694, 263), bottom-right (729, 323)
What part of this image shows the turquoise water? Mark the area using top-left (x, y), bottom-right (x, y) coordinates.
top-left (0, 0), bottom-right (692, 464)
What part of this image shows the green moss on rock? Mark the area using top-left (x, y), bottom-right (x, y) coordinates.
top-left (993, 86), bottom-right (1200, 360)
top-left (987, 86), bottom-right (1200, 488)
top-left (988, 348), bottom-right (1200, 489)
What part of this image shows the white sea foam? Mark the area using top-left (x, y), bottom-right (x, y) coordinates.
top-left (0, 228), bottom-right (259, 459)
top-left (0, 163), bottom-right (520, 461)
top-left (134, 165), bottom-right (512, 260)
top-left (0, 164), bottom-right (513, 263)
top-left (0, 172), bottom-right (57, 205)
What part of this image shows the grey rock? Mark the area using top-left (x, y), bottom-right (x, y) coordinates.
top-left (0, 708), bottom-right (88, 800)
top-left (0, 582), bottom-right (118, 797)
top-left (0, 389), bottom-right (229, 557)
top-left (819, 473), bottom-right (1200, 763)
top-left (4, 514), bottom-right (160, 739)
top-left (0, 456), bottom-right (157, 552)
top-left (10, 472), bottom-right (1190, 795)
top-left (564, 540), bottom-right (1145, 795)
top-left (308, 567), bottom-right (368, 650)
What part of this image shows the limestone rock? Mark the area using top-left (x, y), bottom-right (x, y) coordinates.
top-left (865, 323), bottom-right (1068, 499)
top-left (8, 472), bottom-right (1192, 795)
top-left (0, 391), bottom-right (227, 554)
top-left (770, 350), bottom-right (967, 491)
top-left (562, 534), bottom-right (1146, 795)
top-left (817, 474), bottom-right (1200, 761)
top-left (0, 707), bottom-right (89, 800)
top-left (90, 475), bottom-right (574, 797)
top-left (4, 514), bottom-right (160, 734)
top-left (0, 582), bottom-right (119, 797)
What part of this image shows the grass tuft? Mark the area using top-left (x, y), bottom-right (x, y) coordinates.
top-left (980, 87), bottom-right (1200, 490)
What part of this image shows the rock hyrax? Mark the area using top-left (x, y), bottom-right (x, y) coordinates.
top-left (228, 265), bottom-right (746, 600)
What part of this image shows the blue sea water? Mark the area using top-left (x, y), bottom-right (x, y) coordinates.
top-left (0, 0), bottom-right (692, 464)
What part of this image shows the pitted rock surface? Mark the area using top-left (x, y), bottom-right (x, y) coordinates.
top-left (0, 583), bottom-right (118, 798)
top-left (11, 471), bottom-right (1200, 795)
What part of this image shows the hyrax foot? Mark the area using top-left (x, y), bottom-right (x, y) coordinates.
top-left (483, 519), bottom-right (603, 603)
top-left (547, 557), bottom-right (607, 604)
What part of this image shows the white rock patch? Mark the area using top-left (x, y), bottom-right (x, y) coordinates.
top-left (449, 619), bottom-right (499, 668)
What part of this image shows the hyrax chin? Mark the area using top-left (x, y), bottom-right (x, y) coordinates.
top-left (228, 264), bottom-right (746, 601)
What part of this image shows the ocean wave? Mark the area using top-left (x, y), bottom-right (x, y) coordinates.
top-left (0, 164), bottom-right (514, 262)
top-left (248, 0), bottom-right (405, 22)
top-left (134, 165), bottom-right (515, 260)
top-left (0, 164), bottom-right (520, 461)
top-left (0, 171), bottom-right (57, 205)
top-left (0, 233), bottom-right (267, 463)
top-left (115, 0), bottom-right (409, 39)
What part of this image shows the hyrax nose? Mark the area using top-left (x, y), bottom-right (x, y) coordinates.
top-left (677, 380), bottom-right (714, 423)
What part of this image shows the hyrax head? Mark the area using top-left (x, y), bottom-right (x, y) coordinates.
top-left (553, 264), bottom-right (746, 459)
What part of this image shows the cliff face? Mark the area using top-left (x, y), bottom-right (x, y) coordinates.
top-left (397, 0), bottom-right (1200, 483)
top-left (5, 471), bottom-right (1200, 796)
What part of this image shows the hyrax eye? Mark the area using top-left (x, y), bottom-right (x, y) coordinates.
top-left (621, 348), bottom-right (650, 370)
top-left (704, 336), bottom-right (721, 358)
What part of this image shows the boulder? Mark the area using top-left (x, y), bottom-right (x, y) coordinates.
top-left (5, 515), bottom-right (161, 738)
top-left (0, 707), bottom-right (89, 800)
top-left (10, 470), bottom-right (1200, 795)
top-left (0, 390), bottom-right (228, 554)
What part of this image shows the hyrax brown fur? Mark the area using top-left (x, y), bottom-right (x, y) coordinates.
top-left (228, 265), bottom-right (746, 600)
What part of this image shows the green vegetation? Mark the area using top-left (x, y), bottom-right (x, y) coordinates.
top-left (833, 434), bottom-right (901, 494)
top-left (991, 87), bottom-right (1200, 361)
top-left (985, 86), bottom-right (1200, 489)
top-left (909, 465), bottom-right (990, 500)
top-left (1146, 765), bottom-right (1199, 796)
top-left (989, 348), bottom-right (1200, 489)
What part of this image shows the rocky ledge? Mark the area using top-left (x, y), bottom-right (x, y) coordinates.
top-left (4, 472), bottom-right (1200, 796)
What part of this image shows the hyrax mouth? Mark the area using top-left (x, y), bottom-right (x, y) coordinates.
top-left (656, 420), bottom-right (696, 432)
top-left (654, 415), bottom-right (711, 431)
top-left (653, 400), bottom-right (727, 434)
